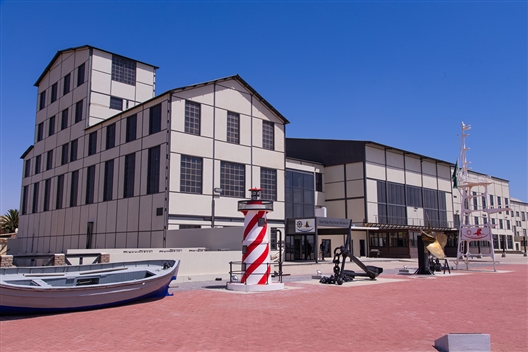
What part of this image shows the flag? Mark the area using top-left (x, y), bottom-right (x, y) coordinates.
top-left (452, 161), bottom-right (458, 189)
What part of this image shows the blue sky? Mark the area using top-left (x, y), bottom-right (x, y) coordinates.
top-left (0, 0), bottom-right (526, 215)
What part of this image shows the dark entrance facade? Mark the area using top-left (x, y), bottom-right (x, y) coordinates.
top-left (285, 217), bottom-right (355, 262)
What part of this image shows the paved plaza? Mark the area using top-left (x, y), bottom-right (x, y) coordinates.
top-left (1, 255), bottom-right (527, 352)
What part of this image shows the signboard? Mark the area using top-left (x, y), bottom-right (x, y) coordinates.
top-left (460, 226), bottom-right (491, 241)
top-left (317, 217), bottom-right (352, 228)
top-left (295, 219), bottom-right (315, 233)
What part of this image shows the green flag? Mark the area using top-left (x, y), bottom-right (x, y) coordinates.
top-left (452, 161), bottom-right (458, 189)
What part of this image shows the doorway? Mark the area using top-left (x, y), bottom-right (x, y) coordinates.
top-left (286, 235), bottom-right (315, 261)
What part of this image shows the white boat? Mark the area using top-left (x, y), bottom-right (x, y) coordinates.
top-left (0, 259), bottom-right (179, 315)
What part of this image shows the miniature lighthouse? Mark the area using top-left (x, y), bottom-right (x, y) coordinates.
top-left (226, 188), bottom-right (284, 292)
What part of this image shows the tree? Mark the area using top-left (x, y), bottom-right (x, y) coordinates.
top-left (0, 209), bottom-right (19, 234)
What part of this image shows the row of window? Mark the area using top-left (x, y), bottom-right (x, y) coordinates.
top-left (27, 103), bottom-right (163, 178)
top-left (179, 155), bottom-right (277, 200)
top-left (36, 100), bottom-right (84, 142)
top-left (39, 64), bottom-right (85, 110)
top-left (21, 146), bottom-right (161, 215)
top-left (21, 150), bottom-right (276, 215)
top-left (184, 101), bottom-right (275, 150)
top-left (466, 192), bottom-right (512, 214)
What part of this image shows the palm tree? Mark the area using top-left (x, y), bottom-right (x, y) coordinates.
top-left (0, 209), bottom-right (19, 234)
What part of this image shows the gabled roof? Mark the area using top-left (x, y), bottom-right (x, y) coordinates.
top-left (87, 74), bottom-right (289, 130)
top-left (34, 45), bottom-right (159, 87)
top-left (168, 74), bottom-right (290, 124)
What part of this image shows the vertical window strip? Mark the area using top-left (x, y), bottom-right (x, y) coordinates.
top-left (56, 174), bottom-right (64, 209)
top-left (260, 168), bottom-right (277, 201)
top-left (149, 104), bottom-right (162, 135)
top-left (61, 109), bottom-right (68, 130)
top-left (227, 111), bottom-right (240, 144)
top-left (126, 114), bottom-right (137, 142)
top-left (43, 178), bottom-right (51, 211)
top-left (32, 182), bottom-right (39, 213)
top-left (124, 153), bottom-right (135, 198)
top-left (63, 73), bottom-right (71, 95)
top-left (61, 144), bottom-right (69, 165)
top-left (75, 100), bottom-right (83, 123)
top-left (22, 186), bottom-right (29, 215)
top-left (185, 101), bottom-right (200, 135)
top-left (147, 146), bottom-right (161, 194)
top-left (106, 123), bottom-right (116, 150)
top-left (70, 139), bottom-right (78, 162)
top-left (103, 159), bottom-right (114, 201)
top-left (262, 121), bottom-right (274, 150)
top-left (70, 170), bottom-right (79, 207)
top-left (86, 165), bottom-right (95, 204)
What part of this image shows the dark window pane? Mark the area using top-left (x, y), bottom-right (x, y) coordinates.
top-left (126, 114), bottom-right (137, 143)
top-left (88, 132), bottom-right (97, 156)
top-left (70, 170), bottom-right (79, 207)
top-left (149, 104), bottom-right (162, 135)
top-left (110, 96), bottom-right (123, 110)
top-left (180, 155), bottom-right (202, 194)
top-left (185, 101), bottom-right (200, 135)
top-left (63, 73), bottom-right (71, 95)
top-left (85, 165), bottom-right (95, 204)
top-left (103, 159), bottom-right (114, 201)
top-left (147, 146), bottom-right (160, 194)
top-left (77, 63), bottom-right (85, 86)
top-left (124, 153), bottom-right (135, 198)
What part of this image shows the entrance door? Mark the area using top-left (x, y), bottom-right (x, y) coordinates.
top-left (290, 235), bottom-right (315, 261)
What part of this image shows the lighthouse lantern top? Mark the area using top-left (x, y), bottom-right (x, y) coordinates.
top-left (238, 188), bottom-right (274, 212)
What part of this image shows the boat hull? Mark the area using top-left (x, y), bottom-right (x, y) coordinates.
top-left (0, 259), bottom-right (179, 315)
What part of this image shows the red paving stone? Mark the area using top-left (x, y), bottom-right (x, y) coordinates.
top-left (1, 264), bottom-right (527, 352)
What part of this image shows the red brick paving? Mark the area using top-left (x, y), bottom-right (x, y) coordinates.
top-left (1, 264), bottom-right (527, 352)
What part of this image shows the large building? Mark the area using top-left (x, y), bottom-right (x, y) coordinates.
top-left (17, 46), bottom-right (528, 259)
top-left (18, 46), bottom-right (288, 254)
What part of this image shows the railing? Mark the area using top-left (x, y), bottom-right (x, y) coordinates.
top-left (228, 260), bottom-right (283, 284)
top-left (372, 215), bottom-right (455, 229)
top-left (11, 252), bottom-right (105, 267)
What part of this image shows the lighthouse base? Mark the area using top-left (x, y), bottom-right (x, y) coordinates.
top-left (226, 282), bottom-right (284, 292)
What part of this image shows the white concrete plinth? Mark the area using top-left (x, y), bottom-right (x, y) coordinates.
top-left (435, 333), bottom-right (490, 352)
top-left (226, 282), bottom-right (284, 292)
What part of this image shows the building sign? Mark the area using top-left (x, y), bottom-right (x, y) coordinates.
top-left (317, 217), bottom-right (352, 228)
top-left (295, 219), bottom-right (315, 233)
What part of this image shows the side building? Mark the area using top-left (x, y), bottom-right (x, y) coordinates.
top-left (18, 46), bottom-right (288, 254)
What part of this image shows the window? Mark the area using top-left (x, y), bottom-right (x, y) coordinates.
top-left (110, 96), bottom-right (123, 110)
top-left (482, 195), bottom-right (487, 209)
top-left (123, 153), bottom-right (135, 198)
top-left (48, 116), bottom-right (55, 136)
top-left (106, 123), bottom-right (116, 150)
top-left (70, 170), bottom-right (79, 207)
top-left (63, 73), bottom-right (71, 95)
top-left (474, 217), bottom-right (479, 225)
top-left (285, 170), bottom-right (315, 219)
top-left (32, 182), bottom-right (39, 213)
top-left (39, 91), bottom-right (46, 110)
top-left (24, 159), bottom-right (31, 178)
top-left (61, 109), bottom-right (68, 130)
top-left (147, 146), bottom-right (161, 194)
top-left (406, 185), bottom-right (422, 208)
top-left (125, 114), bottom-right (137, 142)
top-left (43, 178), bottom-right (51, 211)
top-left (88, 132), bottom-right (97, 156)
top-left (61, 144), bottom-right (69, 165)
top-left (499, 219), bottom-right (503, 229)
top-left (56, 174), bottom-right (64, 209)
top-left (50, 82), bottom-right (58, 103)
top-left (490, 195), bottom-right (494, 207)
top-left (37, 122), bottom-right (44, 142)
top-left (22, 186), bottom-right (29, 215)
top-left (149, 104), bottom-right (162, 135)
top-left (86, 165), bottom-right (95, 204)
top-left (315, 173), bottom-right (323, 192)
top-left (75, 100), bottom-right (83, 123)
top-left (35, 155), bottom-right (41, 174)
top-left (77, 63), bottom-right (85, 86)
top-left (507, 220), bottom-right (511, 230)
top-left (472, 192), bottom-right (478, 210)
top-left (46, 150), bottom-right (53, 170)
top-left (260, 168), bottom-right (277, 201)
top-left (70, 139), bottom-right (78, 162)
top-left (262, 121), bottom-right (274, 150)
top-left (522, 212), bottom-right (526, 221)
top-left (185, 101), bottom-right (200, 135)
top-left (103, 159), bottom-right (114, 202)
top-left (112, 56), bottom-right (136, 85)
top-left (220, 161), bottom-right (245, 198)
top-left (180, 155), bottom-right (202, 194)
top-left (226, 111), bottom-right (239, 144)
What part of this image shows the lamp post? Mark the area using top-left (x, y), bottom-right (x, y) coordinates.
top-left (523, 236), bottom-right (527, 257)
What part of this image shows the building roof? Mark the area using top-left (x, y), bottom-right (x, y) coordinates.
top-left (87, 74), bottom-right (290, 130)
top-left (20, 145), bottom-right (34, 159)
top-left (285, 138), bottom-right (454, 166)
top-left (34, 45), bottom-right (159, 87)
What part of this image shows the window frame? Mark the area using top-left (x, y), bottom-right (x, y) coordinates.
top-left (262, 120), bottom-right (275, 150)
top-left (125, 114), bottom-right (137, 143)
top-left (220, 161), bottom-right (245, 198)
top-left (184, 101), bottom-right (201, 135)
top-left (226, 111), bottom-right (240, 144)
top-left (180, 155), bottom-right (203, 194)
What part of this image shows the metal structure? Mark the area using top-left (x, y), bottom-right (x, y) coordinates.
top-left (319, 229), bottom-right (383, 285)
top-left (454, 122), bottom-right (507, 271)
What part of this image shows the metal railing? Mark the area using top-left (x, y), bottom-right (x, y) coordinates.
top-left (228, 260), bottom-right (283, 284)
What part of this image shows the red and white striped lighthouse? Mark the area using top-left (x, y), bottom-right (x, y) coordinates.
top-left (226, 188), bottom-right (284, 292)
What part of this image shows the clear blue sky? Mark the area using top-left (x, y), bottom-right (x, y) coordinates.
top-left (1, 0), bottom-right (526, 215)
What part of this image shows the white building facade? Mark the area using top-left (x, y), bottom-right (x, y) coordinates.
top-left (18, 46), bottom-right (288, 254)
